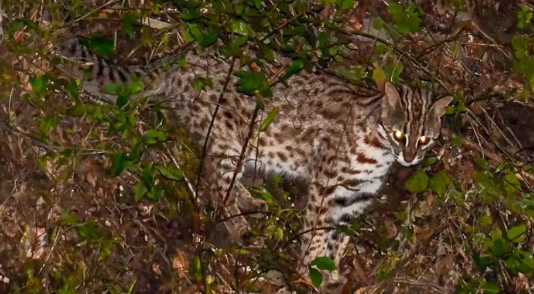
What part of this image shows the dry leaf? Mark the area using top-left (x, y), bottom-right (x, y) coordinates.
top-left (352, 259), bottom-right (371, 286)
top-left (291, 277), bottom-right (314, 288)
top-left (22, 226), bottom-right (47, 260)
top-left (414, 224), bottom-right (433, 244)
top-left (515, 272), bottom-right (529, 292)
top-left (425, 192), bottom-right (434, 212)
top-left (173, 251), bottom-right (188, 278)
top-left (384, 218), bottom-right (398, 238)
top-left (152, 263), bottom-right (162, 275)
top-left (435, 254), bottom-right (454, 277)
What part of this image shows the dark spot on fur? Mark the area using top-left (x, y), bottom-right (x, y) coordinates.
top-left (357, 153), bottom-right (377, 164)
top-left (222, 111), bottom-right (233, 120)
top-left (334, 197), bottom-right (347, 206)
top-left (339, 213), bottom-right (352, 224)
top-left (341, 179), bottom-right (362, 187)
top-left (225, 121), bottom-right (234, 130)
top-left (340, 167), bottom-right (361, 175)
top-left (323, 185), bottom-right (337, 195)
top-left (324, 169), bottom-right (337, 179)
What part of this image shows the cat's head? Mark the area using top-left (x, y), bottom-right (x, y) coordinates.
top-left (377, 82), bottom-right (453, 167)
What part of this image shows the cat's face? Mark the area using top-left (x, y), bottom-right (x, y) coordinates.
top-left (377, 82), bottom-right (453, 167)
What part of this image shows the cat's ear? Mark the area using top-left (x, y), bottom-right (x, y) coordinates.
top-left (426, 96), bottom-right (453, 136)
top-left (384, 82), bottom-right (402, 108)
top-left (381, 82), bottom-right (405, 125)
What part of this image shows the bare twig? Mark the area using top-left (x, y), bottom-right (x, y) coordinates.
top-left (329, 25), bottom-right (451, 93)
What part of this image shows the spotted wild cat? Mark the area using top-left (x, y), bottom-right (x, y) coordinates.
top-left (55, 37), bottom-right (452, 293)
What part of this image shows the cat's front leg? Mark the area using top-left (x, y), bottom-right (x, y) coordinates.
top-left (300, 181), bottom-right (375, 293)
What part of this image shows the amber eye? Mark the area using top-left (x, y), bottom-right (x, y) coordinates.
top-left (393, 130), bottom-right (405, 141)
top-left (418, 136), bottom-right (429, 145)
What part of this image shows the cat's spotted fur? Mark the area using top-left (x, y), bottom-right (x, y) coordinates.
top-left (55, 38), bottom-right (452, 293)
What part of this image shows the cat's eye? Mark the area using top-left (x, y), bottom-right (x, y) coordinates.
top-left (418, 136), bottom-right (429, 145)
top-left (393, 130), bottom-right (405, 141)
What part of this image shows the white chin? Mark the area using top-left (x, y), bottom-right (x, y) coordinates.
top-left (397, 154), bottom-right (423, 167)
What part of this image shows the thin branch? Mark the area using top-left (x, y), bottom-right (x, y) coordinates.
top-left (194, 56), bottom-right (237, 197)
top-left (328, 25), bottom-right (451, 93)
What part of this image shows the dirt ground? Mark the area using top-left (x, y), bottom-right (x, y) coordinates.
top-left (1, 1), bottom-right (534, 294)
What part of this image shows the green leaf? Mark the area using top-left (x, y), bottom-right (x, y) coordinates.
top-left (105, 82), bottom-right (124, 95)
top-left (234, 71), bottom-right (272, 97)
top-left (156, 164), bottom-right (184, 181)
top-left (142, 164), bottom-right (156, 189)
top-left (128, 140), bottom-right (143, 163)
top-left (387, 2), bottom-right (422, 34)
top-left (233, 35), bottom-right (248, 47)
top-left (385, 54), bottom-right (404, 83)
top-left (308, 267), bottom-right (323, 287)
top-left (110, 151), bottom-right (126, 177)
top-left (372, 64), bottom-right (387, 85)
top-left (259, 43), bottom-right (275, 63)
top-left (30, 75), bottom-right (48, 96)
top-left (181, 9), bottom-right (201, 21)
top-left (482, 282), bottom-right (500, 294)
top-left (318, 30), bottom-right (330, 47)
top-left (334, 66), bottom-right (366, 84)
top-left (59, 211), bottom-right (81, 226)
top-left (511, 35), bottom-right (530, 59)
top-left (83, 37), bottom-right (114, 57)
top-left (252, 0), bottom-right (262, 9)
top-left (127, 281), bottom-right (136, 294)
top-left (134, 181), bottom-right (148, 202)
top-left (429, 172), bottom-right (451, 197)
top-left (507, 225), bottom-right (527, 242)
top-left (39, 115), bottom-right (58, 134)
top-left (284, 59), bottom-right (305, 78)
top-left (143, 130), bottom-right (167, 145)
top-left (65, 81), bottom-right (80, 102)
top-left (192, 77), bottom-right (212, 91)
top-left (9, 19), bottom-right (25, 33)
top-left (147, 186), bottom-right (163, 201)
top-left (191, 256), bottom-right (203, 281)
top-left (372, 18), bottom-right (384, 30)
top-left (187, 23), bottom-right (218, 47)
top-left (506, 255), bottom-right (521, 273)
top-left (249, 188), bottom-right (273, 203)
top-left (310, 256), bottom-right (336, 271)
top-left (339, 0), bottom-right (354, 12)
top-left (228, 19), bottom-right (250, 36)
top-left (77, 220), bottom-right (100, 241)
top-left (125, 76), bottom-right (145, 94)
top-left (260, 107), bottom-right (279, 131)
top-left (504, 172), bottom-right (521, 193)
top-left (120, 13), bottom-right (138, 37)
top-left (492, 238), bottom-right (505, 257)
top-left (517, 5), bottom-right (533, 30)
top-left (479, 215), bottom-right (492, 228)
top-left (451, 136), bottom-right (462, 147)
top-left (474, 157), bottom-right (490, 170)
top-left (404, 169), bottom-right (429, 193)
top-left (517, 249), bottom-right (534, 273)
top-left (98, 238), bottom-right (113, 261)
top-left (474, 254), bottom-right (491, 269)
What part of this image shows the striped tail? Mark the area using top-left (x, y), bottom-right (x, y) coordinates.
top-left (55, 37), bottom-right (168, 103)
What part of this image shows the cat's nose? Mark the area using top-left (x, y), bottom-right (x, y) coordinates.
top-left (403, 150), bottom-right (416, 163)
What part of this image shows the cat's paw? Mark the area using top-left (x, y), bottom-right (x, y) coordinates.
top-left (321, 270), bottom-right (348, 294)
top-left (223, 214), bottom-right (250, 244)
